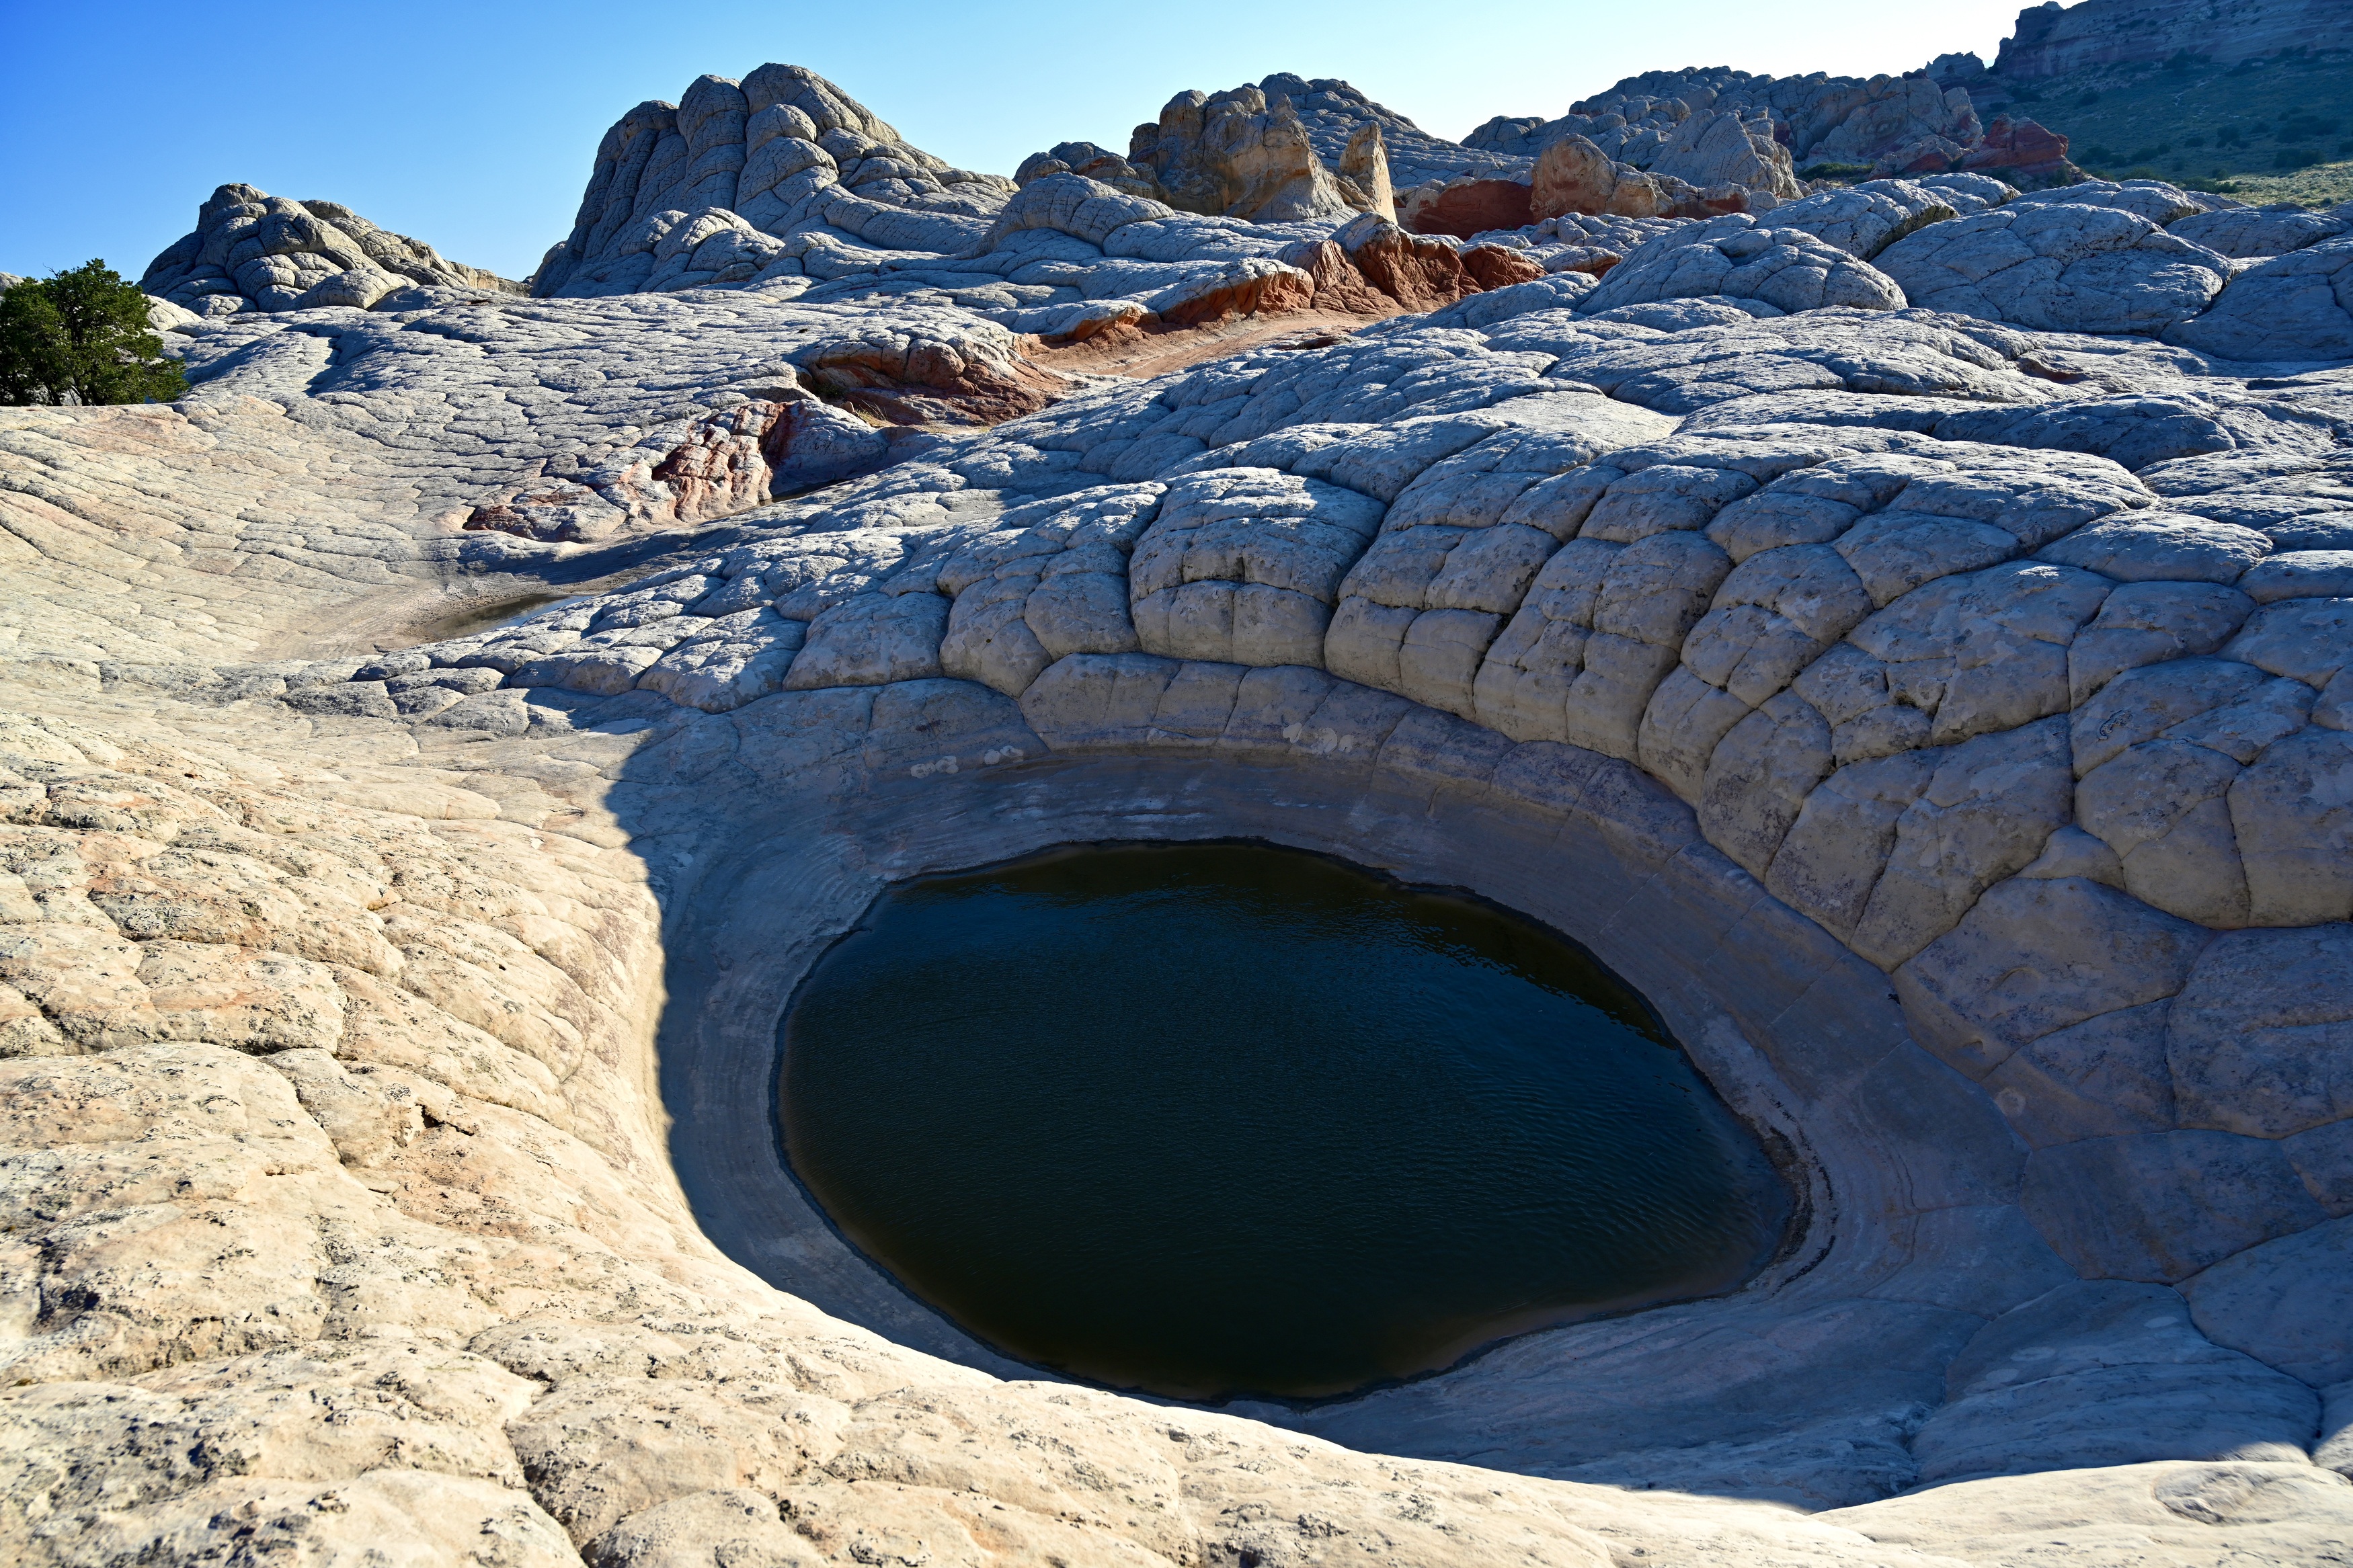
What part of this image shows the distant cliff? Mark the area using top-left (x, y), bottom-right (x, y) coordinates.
top-left (1993, 0), bottom-right (2348, 80)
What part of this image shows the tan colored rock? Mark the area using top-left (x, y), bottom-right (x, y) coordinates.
top-left (1337, 216), bottom-right (1478, 310)
top-left (1338, 122), bottom-right (1396, 222)
top-left (1273, 237), bottom-right (1397, 315)
top-left (1460, 243), bottom-right (1548, 290)
top-left (1130, 85), bottom-right (1363, 224)
top-left (1533, 134), bottom-right (1621, 219)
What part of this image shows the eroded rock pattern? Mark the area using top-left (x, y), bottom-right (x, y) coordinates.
top-left (11, 50), bottom-right (2353, 1568)
top-left (139, 185), bottom-right (524, 317)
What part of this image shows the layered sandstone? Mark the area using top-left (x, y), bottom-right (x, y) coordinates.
top-left (8, 47), bottom-right (2353, 1568)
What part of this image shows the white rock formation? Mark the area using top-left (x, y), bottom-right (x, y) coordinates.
top-left (13, 54), bottom-right (2353, 1568)
top-left (139, 184), bottom-right (523, 316)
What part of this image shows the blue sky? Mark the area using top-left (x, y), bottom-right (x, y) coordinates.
top-left (0, 0), bottom-right (2032, 284)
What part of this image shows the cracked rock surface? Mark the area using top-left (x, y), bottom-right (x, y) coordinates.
top-left (8, 56), bottom-right (2353, 1568)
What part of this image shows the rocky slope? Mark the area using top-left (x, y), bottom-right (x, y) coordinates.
top-left (7, 51), bottom-right (2353, 1568)
top-left (1939, 0), bottom-right (2352, 196)
top-left (1991, 0), bottom-right (2344, 78)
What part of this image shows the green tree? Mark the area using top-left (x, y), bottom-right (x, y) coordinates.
top-left (0, 261), bottom-right (188, 407)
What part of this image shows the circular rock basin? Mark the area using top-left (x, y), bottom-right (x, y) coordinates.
top-left (778, 842), bottom-right (1792, 1402)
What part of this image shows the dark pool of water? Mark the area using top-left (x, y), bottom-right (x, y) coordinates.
top-left (777, 842), bottom-right (1791, 1402)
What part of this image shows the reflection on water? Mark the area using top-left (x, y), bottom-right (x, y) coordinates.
top-left (779, 842), bottom-right (1792, 1403)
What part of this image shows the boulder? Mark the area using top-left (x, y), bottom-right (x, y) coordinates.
top-left (2163, 236), bottom-right (2353, 363)
top-left (1769, 179), bottom-right (1959, 261)
top-left (1189, 71), bottom-right (1538, 193)
top-left (1531, 135), bottom-right (1620, 221)
top-left (1574, 216), bottom-right (1906, 317)
top-left (2169, 206), bottom-right (2351, 261)
top-left (1958, 115), bottom-right (2080, 187)
top-left (1338, 122), bottom-right (1398, 222)
top-left (1128, 83), bottom-right (1383, 224)
top-left (1806, 75), bottom-right (1981, 172)
top-left (1650, 110), bottom-right (1802, 199)
top-left (1012, 140), bottom-right (1160, 198)
top-left (1875, 202), bottom-right (2229, 335)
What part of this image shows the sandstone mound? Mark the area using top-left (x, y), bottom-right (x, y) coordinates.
top-left (524, 67), bottom-right (1519, 342)
top-left (534, 65), bottom-right (1015, 299)
top-left (2171, 204), bottom-right (2352, 259)
top-left (138, 184), bottom-right (524, 315)
top-left (1082, 81), bottom-right (1396, 224)
top-left (2165, 233), bottom-right (2353, 361)
top-left (1571, 215), bottom-right (1907, 316)
top-left (1876, 199), bottom-right (2232, 333)
top-left (9, 39), bottom-right (2353, 1568)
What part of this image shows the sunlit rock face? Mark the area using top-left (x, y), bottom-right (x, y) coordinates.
top-left (13, 38), bottom-right (2353, 1568)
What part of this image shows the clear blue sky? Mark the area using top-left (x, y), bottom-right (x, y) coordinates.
top-left (0, 0), bottom-right (2033, 284)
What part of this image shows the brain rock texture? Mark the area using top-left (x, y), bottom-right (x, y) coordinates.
top-left (7, 54), bottom-right (2353, 1568)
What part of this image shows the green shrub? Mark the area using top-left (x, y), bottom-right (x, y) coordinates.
top-left (2275, 147), bottom-right (2323, 171)
top-left (0, 261), bottom-right (188, 407)
top-left (1798, 160), bottom-right (1874, 183)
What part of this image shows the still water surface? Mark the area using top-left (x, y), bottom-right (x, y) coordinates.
top-left (779, 842), bottom-right (1790, 1401)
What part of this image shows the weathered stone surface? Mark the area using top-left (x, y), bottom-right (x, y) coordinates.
top-left (139, 185), bottom-right (522, 315)
top-left (1576, 216), bottom-right (1907, 317)
top-left (1912, 1280), bottom-right (2319, 1481)
top-left (16, 49), bottom-right (2353, 1567)
top-left (2182, 1215), bottom-right (2353, 1387)
top-left (2165, 235), bottom-right (2353, 363)
top-left (2023, 1130), bottom-right (2328, 1282)
top-left (2170, 204), bottom-right (2350, 261)
top-left (1768, 180), bottom-right (1958, 261)
top-left (1876, 202), bottom-right (2229, 334)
